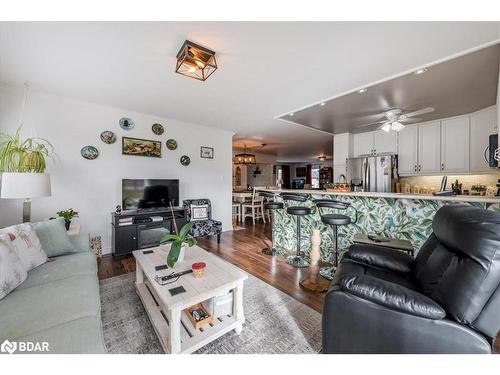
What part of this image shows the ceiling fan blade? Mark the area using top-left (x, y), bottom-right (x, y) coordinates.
top-left (358, 120), bottom-right (387, 128)
top-left (401, 117), bottom-right (421, 123)
top-left (404, 107), bottom-right (435, 118)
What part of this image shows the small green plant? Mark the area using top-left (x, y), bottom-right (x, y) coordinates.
top-left (0, 127), bottom-right (54, 173)
top-left (160, 222), bottom-right (197, 268)
top-left (50, 209), bottom-right (79, 230)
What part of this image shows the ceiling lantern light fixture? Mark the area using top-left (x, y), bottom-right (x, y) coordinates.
top-left (234, 145), bottom-right (256, 165)
top-left (318, 155), bottom-right (327, 161)
top-left (175, 40), bottom-right (217, 81)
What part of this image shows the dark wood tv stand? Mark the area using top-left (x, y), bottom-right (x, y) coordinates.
top-left (111, 207), bottom-right (187, 257)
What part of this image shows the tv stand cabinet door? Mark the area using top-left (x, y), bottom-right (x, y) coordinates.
top-left (114, 226), bottom-right (137, 256)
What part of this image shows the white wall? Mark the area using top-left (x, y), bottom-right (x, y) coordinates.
top-left (0, 84), bottom-right (234, 254)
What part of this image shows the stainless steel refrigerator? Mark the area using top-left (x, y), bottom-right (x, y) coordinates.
top-left (346, 155), bottom-right (398, 192)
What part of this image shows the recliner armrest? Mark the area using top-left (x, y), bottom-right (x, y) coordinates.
top-left (345, 244), bottom-right (414, 274)
top-left (340, 274), bottom-right (446, 320)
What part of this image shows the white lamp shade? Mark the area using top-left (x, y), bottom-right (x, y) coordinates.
top-left (1, 173), bottom-right (51, 199)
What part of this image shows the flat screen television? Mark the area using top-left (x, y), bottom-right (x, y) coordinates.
top-left (122, 179), bottom-right (179, 211)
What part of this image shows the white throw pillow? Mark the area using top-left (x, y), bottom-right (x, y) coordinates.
top-left (191, 204), bottom-right (209, 221)
top-left (0, 233), bottom-right (28, 300)
top-left (4, 223), bottom-right (48, 271)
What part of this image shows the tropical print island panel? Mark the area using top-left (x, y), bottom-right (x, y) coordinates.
top-left (272, 194), bottom-right (500, 262)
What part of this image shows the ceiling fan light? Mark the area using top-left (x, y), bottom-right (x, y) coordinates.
top-left (381, 122), bottom-right (392, 132)
top-left (392, 121), bottom-right (405, 132)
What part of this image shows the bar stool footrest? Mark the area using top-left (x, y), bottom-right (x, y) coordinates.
top-left (286, 255), bottom-right (310, 268)
top-left (319, 266), bottom-right (336, 281)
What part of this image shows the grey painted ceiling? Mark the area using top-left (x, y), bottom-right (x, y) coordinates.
top-left (1, 22), bottom-right (499, 162)
top-left (278, 43), bottom-right (500, 134)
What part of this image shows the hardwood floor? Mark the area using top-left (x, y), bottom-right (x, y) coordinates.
top-left (97, 219), bottom-right (326, 313)
top-left (97, 219), bottom-right (500, 353)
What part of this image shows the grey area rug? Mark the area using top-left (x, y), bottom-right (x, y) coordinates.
top-left (99, 272), bottom-right (322, 354)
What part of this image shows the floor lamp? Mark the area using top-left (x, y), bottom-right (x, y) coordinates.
top-left (1, 173), bottom-right (51, 223)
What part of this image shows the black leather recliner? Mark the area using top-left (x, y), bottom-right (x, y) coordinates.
top-left (323, 205), bottom-right (500, 354)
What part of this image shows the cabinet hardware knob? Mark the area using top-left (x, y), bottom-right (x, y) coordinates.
top-left (441, 163), bottom-right (444, 170)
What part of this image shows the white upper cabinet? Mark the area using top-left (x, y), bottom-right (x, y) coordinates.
top-left (441, 115), bottom-right (470, 173)
top-left (397, 125), bottom-right (418, 175)
top-left (333, 133), bottom-right (352, 165)
top-left (353, 130), bottom-right (398, 157)
top-left (418, 121), bottom-right (441, 174)
top-left (470, 106), bottom-right (498, 172)
top-left (373, 130), bottom-right (398, 154)
top-left (353, 132), bottom-right (374, 157)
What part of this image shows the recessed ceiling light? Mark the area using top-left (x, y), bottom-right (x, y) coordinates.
top-left (358, 88), bottom-right (367, 93)
top-left (414, 68), bottom-right (428, 75)
top-left (289, 113), bottom-right (294, 117)
top-left (320, 102), bottom-right (326, 106)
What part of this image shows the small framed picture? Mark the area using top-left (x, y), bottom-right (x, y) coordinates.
top-left (200, 146), bottom-right (214, 159)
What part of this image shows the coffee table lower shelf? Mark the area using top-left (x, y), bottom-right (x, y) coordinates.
top-left (136, 282), bottom-right (243, 354)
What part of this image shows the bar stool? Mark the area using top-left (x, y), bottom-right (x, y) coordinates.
top-left (258, 191), bottom-right (283, 256)
top-left (314, 199), bottom-right (357, 280)
top-left (281, 193), bottom-right (311, 268)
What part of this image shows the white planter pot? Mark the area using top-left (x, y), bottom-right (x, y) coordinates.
top-left (178, 245), bottom-right (186, 263)
top-left (161, 243), bottom-right (186, 267)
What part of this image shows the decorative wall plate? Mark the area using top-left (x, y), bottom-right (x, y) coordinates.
top-left (81, 146), bottom-right (99, 160)
top-left (166, 139), bottom-right (178, 150)
top-left (100, 131), bottom-right (116, 144)
top-left (119, 117), bottom-right (135, 130)
top-left (180, 155), bottom-right (190, 166)
top-left (152, 123), bottom-right (164, 135)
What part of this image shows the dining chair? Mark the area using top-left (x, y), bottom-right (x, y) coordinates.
top-left (242, 187), bottom-right (266, 225)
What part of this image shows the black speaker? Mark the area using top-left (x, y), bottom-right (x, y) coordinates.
top-left (488, 134), bottom-right (498, 168)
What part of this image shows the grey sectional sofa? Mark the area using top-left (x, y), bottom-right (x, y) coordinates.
top-left (0, 234), bottom-right (106, 354)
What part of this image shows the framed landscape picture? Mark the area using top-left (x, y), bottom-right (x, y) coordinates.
top-left (122, 137), bottom-right (161, 158)
top-left (200, 146), bottom-right (214, 159)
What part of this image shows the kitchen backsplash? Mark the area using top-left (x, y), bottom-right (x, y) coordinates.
top-left (400, 174), bottom-right (499, 193)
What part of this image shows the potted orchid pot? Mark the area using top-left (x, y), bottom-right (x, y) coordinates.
top-left (160, 222), bottom-right (197, 268)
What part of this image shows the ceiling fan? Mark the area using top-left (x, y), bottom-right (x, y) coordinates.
top-left (359, 107), bottom-right (435, 132)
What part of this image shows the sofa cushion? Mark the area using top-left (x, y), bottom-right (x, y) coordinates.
top-left (0, 275), bottom-right (100, 340)
top-left (32, 218), bottom-right (75, 257)
top-left (0, 234), bottom-right (28, 300)
top-left (69, 234), bottom-right (91, 253)
top-left (16, 252), bottom-right (97, 290)
top-left (1, 223), bottom-right (48, 271)
top-left (16, 316), bottom-right (106, 354)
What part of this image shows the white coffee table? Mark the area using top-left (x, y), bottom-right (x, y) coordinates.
top-left (133, 245), bottom-right (247, 354)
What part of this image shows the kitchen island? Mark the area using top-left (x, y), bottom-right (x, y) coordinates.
top-left (261, 188), bottom-right (500, 261)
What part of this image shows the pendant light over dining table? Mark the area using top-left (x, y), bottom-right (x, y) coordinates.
top-left (234, 145), bottom-right (256, 165)
top-left (175, 40), bottom-right (218, 81)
